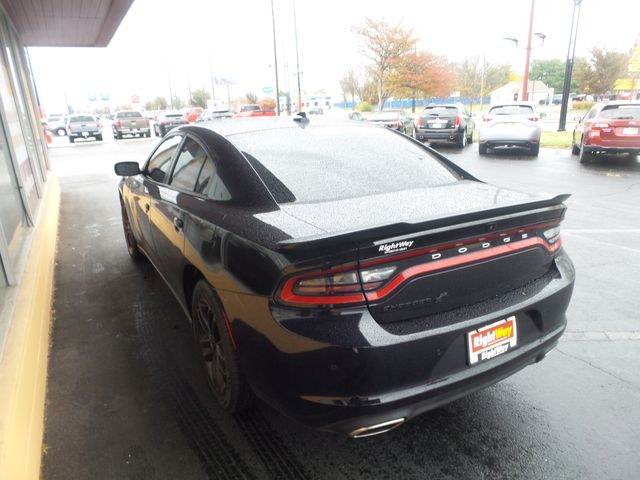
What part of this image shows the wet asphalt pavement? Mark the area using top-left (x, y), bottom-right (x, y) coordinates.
top-left (42, 131), bottom-right (640, 479)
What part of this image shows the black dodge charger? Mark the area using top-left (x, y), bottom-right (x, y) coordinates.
top-left (115, 117), bottom-right (574, 437)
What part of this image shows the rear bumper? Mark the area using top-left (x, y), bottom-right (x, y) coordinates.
top-left (583, 144), bottom-right (640, 155)
top-left (114, 127), bottom-right (150, 134)
top-left (68, 130), bottom-right (101, 138)
top-left (230, 250), bottom-right (575, 434)
top-left (416, 128), bottom-right (463, 143)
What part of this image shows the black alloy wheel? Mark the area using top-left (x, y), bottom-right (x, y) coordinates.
top-left (191, 280), bottom-right (250, 413)
top-left (579, 141), bottom-right (593, 164)
top-left (121, 203), bottom-right (143, 261)
top-left (457, 129), bottom-right (467, 148)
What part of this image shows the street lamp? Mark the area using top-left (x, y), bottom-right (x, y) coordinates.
top-left (270, 0), bottom-right (281, 116)
top-left (558, 0), bottom-right (583, 131)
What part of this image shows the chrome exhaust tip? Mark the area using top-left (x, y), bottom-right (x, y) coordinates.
top-left (349, 418), bottom-right (405, 438)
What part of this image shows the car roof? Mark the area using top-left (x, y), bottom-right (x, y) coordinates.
top-left (176, 117), bottom-right (375, 138)
top-left (601, 101), bottom-right (640, 107)
top-left (489, 102), bottom-right (535, 107)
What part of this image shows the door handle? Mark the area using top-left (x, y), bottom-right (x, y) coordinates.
top-left (173, 217), bottom-right (184, 231)
top-left (144, 203), bottom-right (150, 212)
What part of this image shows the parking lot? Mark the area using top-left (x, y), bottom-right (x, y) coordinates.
top-left (42, 129), bottom-right (640, 479)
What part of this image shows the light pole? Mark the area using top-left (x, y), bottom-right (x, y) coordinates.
top-left (521, 0), bottom-right (536, 101)
top-left (293, 0), bottom-right (302, 112)
top-left (558, 0), bottom-right (583, 131)
top-left (270, 0), bottom-right (281, 116)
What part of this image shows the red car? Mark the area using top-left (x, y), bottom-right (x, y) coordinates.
top-left (572, 101), bottom-right (640, 163)
top-left (233, 104), bottom-right (276, 118)
top-left (184, 107), bottom-right (203, 123)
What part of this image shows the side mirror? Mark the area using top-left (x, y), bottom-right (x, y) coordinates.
top-left (539, 112), bottom-right (547, 119)
top-left (114, 161), bottom-right (141, 176)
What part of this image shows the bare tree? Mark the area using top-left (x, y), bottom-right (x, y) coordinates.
top-left (352, 18), bottom-right (416, 110)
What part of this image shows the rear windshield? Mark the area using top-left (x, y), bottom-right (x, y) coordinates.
top-left (164, 114), bottom-right (184, 118)
top-left (230, 126), bottom-right (460, 204)
top-left (599, 105), bottom-right (640, 120)
top-left (488, 105), bottom-right (534, 115)
top-left (370, 111), bottom-right (401, 121)
top-left (423, 106), bottom-right (458, 116)
top-left (69, 115), bottom-right (94, 122)
top-left (116, 111), bottom-right (143, 118)
top-left (241, 105), bottom-right (261, 112)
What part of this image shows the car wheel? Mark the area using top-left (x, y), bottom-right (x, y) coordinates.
top-left (579, 143), bottom-right (593, 164)
top-left (56, 128), bottom-right (66, 136)
top-left (456, 130), bottom-right (467, 148)
top-left (191, 280), bottom-right (250, 414)
top-left (69, 136), bottom-right (75, 143)
top-left (530, 143), bottom-right (540, 156)
top-left (571, 142), bottom-right (580, 155)
top-left (479, 143), bottom-right (487, 155)
top-left (467, 130), bottom-right (474, 144)
top-left (95, 135), bottom-right (103, 141)
top-left (120, 203), bottom-right (144, 261)
top-left (116, 132), bottom-right (123, 140)
top-left (159, 126), bottom-right (166, 137)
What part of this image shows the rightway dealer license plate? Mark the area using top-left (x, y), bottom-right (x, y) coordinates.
top-left (467, 316), bottom-right (518, 365)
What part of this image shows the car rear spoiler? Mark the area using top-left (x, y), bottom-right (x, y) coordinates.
top-left (276, 193), bottom-right (571, 252)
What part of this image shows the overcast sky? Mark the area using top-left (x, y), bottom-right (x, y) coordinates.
top-left (28, 0), bottom-right (640, 113)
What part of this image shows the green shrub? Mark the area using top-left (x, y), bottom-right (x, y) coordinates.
top-left (356, 102), bottom-right (374, 112)
top-left (572, 101), bottom-right (595, 111)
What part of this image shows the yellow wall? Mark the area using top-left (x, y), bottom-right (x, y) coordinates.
top-left (0, 176), bottom-right (59, 479)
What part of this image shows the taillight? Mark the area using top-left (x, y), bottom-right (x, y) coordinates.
top-left (145, 119), bottom-right (150, 126)
top-left (455, 115), bottom-right (461, 126)
top-left (66, 124), bottom-right (71, 132)
top-left (592, 122), bottom-right (609, 129)
top-left (115, 119), bottom-right (121, 128)
top-left (97, 122), bottom-right (102, 128)
top-left (416, 116), bottom-right (423, 127)
top-left (279, 264), bottom-right (397, 306)
top-left (278, 221), bottom-right (562, 308)
top-left (543, 225), bottom-right (561, 244)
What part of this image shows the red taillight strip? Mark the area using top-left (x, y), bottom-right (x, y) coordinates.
top-left (362, 220), bottom-right (559, 268)
top-left (365, 237), bottom-right (561, 302)
top-left (280, 278), bottom-right (365, 305)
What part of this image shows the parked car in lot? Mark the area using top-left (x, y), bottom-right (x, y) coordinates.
top-left (112, 111), bottom-right (151, 139)
top-left (234, 104), bottom-right (276, 118)
top-left (309, 107), bottom-right (324, 115)
top-left (348, 111), bottom-right (364, 121)
top-left (46, 114), bottom-right (67, 136)
top-left (572, 101), bottom-right (640, 163)
top-left (185, 107), bottom-right (204, 123)
top-left (114, 118), bottom-right (574, 437)
top-left (66, 114), bottom-right (102, 143)
top-left (415, 103), bottom-right (474, 148)
top-left (367, 110), bottom-right (415, 135)
top-left (154, 112), bottom-right (189, 137)
top-left (479, 102), bottom-right (542, 156)
top-left (197, 108), bottom-right (234, 122)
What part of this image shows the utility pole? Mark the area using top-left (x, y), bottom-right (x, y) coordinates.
top-left (293, 0), bottom-right (302, 112)
top-left (558, 0), bottom-right (583, 131)
top-left (270, 0), bottom-right (281, 116)
top-left (208, 52), bottom-right (216, 106)
top-left (521, 0), bottom-right (536, 101)
top-left (166, 60), bottom-right (174, 110)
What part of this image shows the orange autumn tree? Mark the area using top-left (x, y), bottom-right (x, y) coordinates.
top-left (388, 50), bottom-right (454, 106)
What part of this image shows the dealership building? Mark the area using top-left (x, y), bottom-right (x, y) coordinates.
top-left (0, 1), bottom-right (133, 477)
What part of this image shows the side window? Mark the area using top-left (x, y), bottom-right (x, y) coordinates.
top-left (146, 135), bottom-right (182, 183)
top-left (586, 107), bottom-right (599, 120)
top-left (170, 138), bottom-right (208, 191)
top-left (195, 156), bottom-right (232, 201)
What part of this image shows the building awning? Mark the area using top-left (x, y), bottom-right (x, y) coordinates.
top-left (1, 0), bottom-right (134, 47)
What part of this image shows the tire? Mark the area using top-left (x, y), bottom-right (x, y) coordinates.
top-left (571, 141), bottom-right (580, 155)
top-left (467, 129), bottom-right (474, 144)
top-left (478, 143), bottom-right (487, 155)
top-left (120, 202), bottom-right (144, 261)
top-left (456, 129), bottom-right (467, 148)
top-left (579, 144), bottom-right (593, 164)
top-left (95, 135), bottom-right (103, 141)
top-left (191, 280), bottom-right (250, 414)
top-left (530, 144), bottom-right (540, 156)
top-left (116, 132), bottom-right (123, 140)
top-left (69, 136), bottom-right (75, 143)
top-left (158, 126), bottom-right (166, 137)
top-left (56, 128), bottom-right (66, 136)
